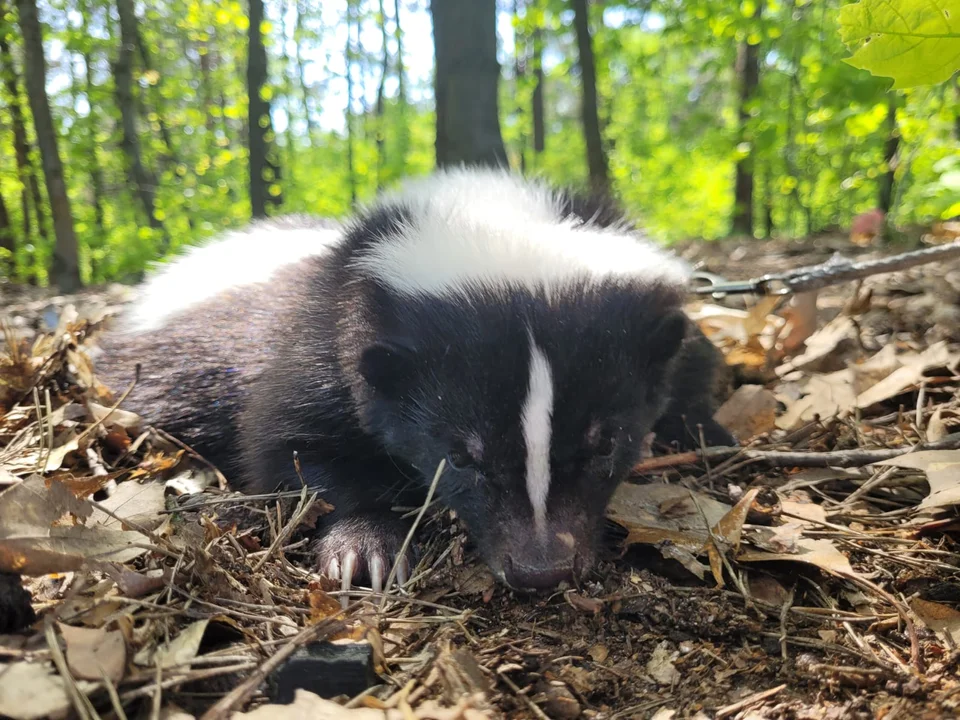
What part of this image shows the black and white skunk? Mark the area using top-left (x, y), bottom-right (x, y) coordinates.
top-left (96, 168), bottom-right (734, 593)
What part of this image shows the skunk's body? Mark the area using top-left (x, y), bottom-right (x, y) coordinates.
top-left (97, 169), bottom-right (733, 591)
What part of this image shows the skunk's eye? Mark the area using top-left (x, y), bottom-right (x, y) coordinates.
top-left (596, 431), bottom-right (617, 458)
top-left (446, 448), bottom-right (473, 471)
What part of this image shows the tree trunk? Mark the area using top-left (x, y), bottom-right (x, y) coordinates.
top-left (116, 0), bottom-right (177, 164)
top-left (16, 0), bottom-right (81, 291)
top-left (113, 0), bottom-right (166, 243)
top-left (375, 0), bottom-right (389, 189)
top-left (513, 0), bottom-right (527, 173)
top-left (294, 0), bottom-right (316, 144)
top-left (393, 0), bottom-right (409, 172)
top-left (80, 0), bottom-right (106, 238)
top-left (0, 6), bottom-right (48, 248)
top-left (430, 0), bottom-right (508, 168)
top-left (878, 95), bottom-right (900, 215)
top-left (0, 188), bottom-right (13, 271)
top-left (731, 4), bottom-right (762, 237)
top-left (278, 1), bottom-right (296, 176)
top-left (532, 20), bottom-right (545, 155)
top-left (571, 0), bottom-right (609, 193)
top-left (247, 0), bottom-right (282, 218)
top-left (345, 0), bottom-right (357, 205)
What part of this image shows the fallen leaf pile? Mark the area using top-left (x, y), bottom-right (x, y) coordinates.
top-left (3, 232), bottom-right (960, 719)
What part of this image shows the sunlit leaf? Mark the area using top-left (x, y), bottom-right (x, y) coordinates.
top-left (838, 0), bottom-right (960, 88)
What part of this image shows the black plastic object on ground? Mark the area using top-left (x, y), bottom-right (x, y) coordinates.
top-left (266, 640), bottom-right (376, 704)
top-left (0, 573), bottom-right (36, 633)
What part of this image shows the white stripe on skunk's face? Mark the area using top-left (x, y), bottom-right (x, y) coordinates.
top-left (122, 224), bottom-right (341, 334)
top-left (351, 168), bottom-right (691, 299)
top-left (521, 337), bottom-right (554, 537)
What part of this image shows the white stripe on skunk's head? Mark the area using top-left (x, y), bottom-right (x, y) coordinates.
top-left (350, 167), bottom-right (691, 298)
top-left (120, 220), bottom-right (342, 333)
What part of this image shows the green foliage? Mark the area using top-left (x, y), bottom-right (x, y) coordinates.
top-left (839, 0), bottom-right (960, 89)
top-left (0, 0), bottom-right (956, 287)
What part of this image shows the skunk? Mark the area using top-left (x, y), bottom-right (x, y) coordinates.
top-left (96, 168), bottom-right (734, 593)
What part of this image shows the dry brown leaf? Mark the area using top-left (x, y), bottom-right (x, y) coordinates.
top-left (874, 450), bottom-right (960, 511)
top-left (713, 487), bottom-right (760, 551)
top-left (779, 291), bottom-right (819, 353)
top-left (910, 598), bottom-right (960, 645)
top-left (88, 479), bottom-right (168, 532)
top-left (748, 574), bottom-right (791, 606)
top-left (0, 475), bottom-right (147, 574)
top-left (59, 622), bottom-right (127, 684)
top-left (234, 688), bottom-right (490, 719)
top-left (856, 342), bottom-right (956, 409)
top-left (775, 369), bottom-right (857, 430)
top-left (0, 661), bottom-right (97, 720)
top-left (713, 385), bottom-right (779, 441)
top-left (646, 641), bottom-right (680, 686)
top-left (776, 316), bottom-right (856, 376)
top-left (927, 405), bottom-right (950, 442)
top-left (87, 401), bottom-right (142, 432)
top-left (608, 483), bottom-right (730, 542)
top-left (739, 538), bottom-right (858, 577)
top-left (780, 500), bottom-right (828, 526)
top-left (135, 619), bottom-right (209, 669)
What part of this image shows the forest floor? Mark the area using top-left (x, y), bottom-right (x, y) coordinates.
top-left (2, 229), bottom-right (960, 719)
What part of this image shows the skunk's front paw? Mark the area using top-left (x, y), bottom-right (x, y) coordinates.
top-left (313, 514), bottom-right (414, 602)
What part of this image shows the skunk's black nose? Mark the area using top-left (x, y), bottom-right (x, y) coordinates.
top-left (503, 556), bottom-right (576, 591)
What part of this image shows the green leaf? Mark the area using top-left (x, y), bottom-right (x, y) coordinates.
top-left (838, 0), bottom-right (960, 88)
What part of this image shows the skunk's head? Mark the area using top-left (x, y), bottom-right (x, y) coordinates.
top-left (349, 168), bottom-right (693, 590)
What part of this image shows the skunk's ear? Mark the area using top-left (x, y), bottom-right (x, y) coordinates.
top-left (359, 339), bottom-right (418, 399)
top-left (647, 310), bottom-right (688, 364)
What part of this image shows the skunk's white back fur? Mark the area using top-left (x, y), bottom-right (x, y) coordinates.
top-left (123, 224), bottom-right (341, 333)
top-left (123, 169), bottom-right (688, 334)
top-left (353, 168), bottom-right (690, 297)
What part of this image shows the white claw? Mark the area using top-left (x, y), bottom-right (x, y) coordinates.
top-left (369, 554), bottom-right (385, 594)
top-left (396, 555), bottom-right (410, 587)
top-left (327, 556), bottom-right (341, 582)
top-left (340, 550), bottom-right (358, 608)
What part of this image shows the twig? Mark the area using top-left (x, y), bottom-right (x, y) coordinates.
top-left (632, 432), bottom-right (960, 474)
top-left (152, 426), bottom-right (229, 491)
top-left (251, 486), bottom-right (318, 573)
top-left (692, 240), bottom-right (960, 296)
top-left (75, 365), bottom-right (140, 445)
top-left (378, 458), bottom-right (446, 612)
top-left (715, 683), bottom-right (786, 719)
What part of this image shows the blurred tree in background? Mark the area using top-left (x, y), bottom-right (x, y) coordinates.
top-left (0, 0), bottom-right (957, 289)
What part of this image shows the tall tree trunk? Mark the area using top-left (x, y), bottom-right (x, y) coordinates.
top-left (0, 189), bottom-right (13, 271)
top-left (113, 0), bottom-right (166, 243)
top-left (80, 0), bottom-right (106, 239)
top-left (116, 0), bottom-right (177, 164)
top-left (375, 0), bottom-right (389, 189)
top-left (954, 74), bottom-right (960, 142)
top-left (294, 0), bottom-right (316, 144)
top-left (0, 6), bottom-right (48, 248)
top-left (731, 4), bottom-right (762, 237)
top-left (345, 0), bottom-right (357, 205)
top-left (16, 0), bottom-right (81, 291)
top-left (393, 0), bottom-right (409, 172)
top-left (571, 0), bottom-right (609, 193)
top-left (279, 1), bottom-right (297, 177)
top-left (513, 0), bottom-right (527, 173)
top-left (532, 17), bottom-right (545, 155)
top-left (430, 0), bottom-right (508, 168)
top-left (878, 95), bottom-right (900, 215)
top-left (247, 0), bottom-right (282, 218)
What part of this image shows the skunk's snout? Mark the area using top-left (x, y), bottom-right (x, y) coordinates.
top-left (501, 534), bottom-right (590, 591)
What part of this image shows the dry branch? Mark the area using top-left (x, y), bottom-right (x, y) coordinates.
top-left (633, 431), bottom-right (960, 474)
top-left (693, 239), bottom-right (960, 296)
